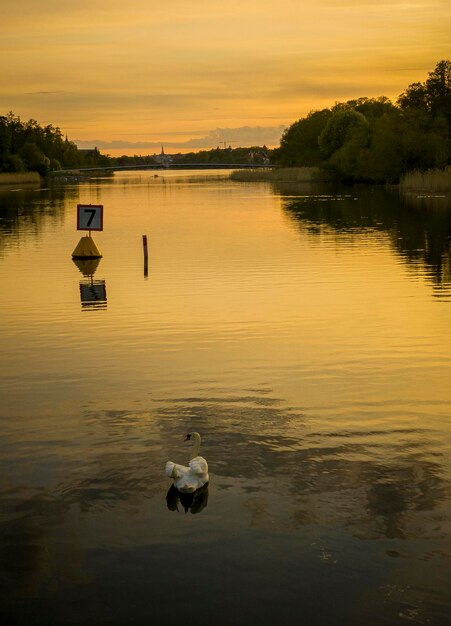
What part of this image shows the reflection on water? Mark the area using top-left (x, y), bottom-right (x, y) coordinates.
top-left (73, 258), bottom-right (107, 310)
top-left (0, 172), bottom-right (450, 625)
top-left (79, 279), bottom-right (107, 310)
top-left (1, 397), bottom-right (448, 624)
top-left (166, 483), bottom-right (209, 514)
top-left (276, 183), bottom-right (451, 292)
top-left (0, 184), bottom-right (76, 253)
top-left (155, 394), bottom-right (448, 541)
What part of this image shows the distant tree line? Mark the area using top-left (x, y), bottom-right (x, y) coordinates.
top-left (174, 146), bottom-right (272, 165)
top-left (0, 112), bottom-right (112, 175)
top-left (3, 60), bottom-right (448, 183)
top-left (113, 147), bottom-right (272, 167)
top-left (277, 60), bottom-right (450, 183)
top-left (0, 111), bottom-right (274, 174)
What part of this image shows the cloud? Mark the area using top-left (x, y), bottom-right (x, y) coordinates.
top-left (75, 125), bottom-right (286, 152)
top-left (25, 91), bottom-right (67, 96)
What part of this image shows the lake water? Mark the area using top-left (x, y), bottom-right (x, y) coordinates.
top-left (0, 170), bottom-right (450, 625)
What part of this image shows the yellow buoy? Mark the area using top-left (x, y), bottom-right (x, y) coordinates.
top-left (72, 235), bottom-right (102, 259)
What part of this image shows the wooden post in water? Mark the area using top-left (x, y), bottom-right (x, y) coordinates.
top-left (143, 235), bottom-right (148, 277)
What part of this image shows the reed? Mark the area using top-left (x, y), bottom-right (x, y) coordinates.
top-left (230, 167), bottom-right (322, 183)
top-left (0, 172), bottom-right (40, 185)
top-left (399, 168), bottom-right (451, 192)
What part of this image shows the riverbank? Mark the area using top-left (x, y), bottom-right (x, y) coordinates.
top-left (231, 166), bottom-right (451, 192)
top-left (50, 169), bottom-right (115, 182)
top-left (0, 172), bottom-right (40, 185)
top-left (230, 167), bottom-right (326, 183)
top-left (399, 168), bottom-right (451, 192)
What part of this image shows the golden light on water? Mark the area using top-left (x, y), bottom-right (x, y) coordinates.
top-left (1, 173), bottom-right (450, 624)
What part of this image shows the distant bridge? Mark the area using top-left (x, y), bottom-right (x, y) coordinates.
top-left (53, 163), bottom-right (277, 174)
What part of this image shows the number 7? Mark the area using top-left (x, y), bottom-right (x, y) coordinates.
top-left (85, 209), bottom-right (96, 226)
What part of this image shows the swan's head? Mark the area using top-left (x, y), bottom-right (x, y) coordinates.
top-left (184, 431), bottom-right (201, 442)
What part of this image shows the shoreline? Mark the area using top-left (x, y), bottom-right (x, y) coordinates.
top-left (0, 172), bottom-right (41, 186)
top-left (230, 166), bottom-right (451, 192)
top-left (230, 167), bottom-right (325, 183)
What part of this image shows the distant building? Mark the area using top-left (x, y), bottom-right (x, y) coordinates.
top-left (153, 145), bottom-right (172, 166)
top-left (246, 150), bottom-right (270, 165)
top-left (78, 147), bottom-right (101, 157)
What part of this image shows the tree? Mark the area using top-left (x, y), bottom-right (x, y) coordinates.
top-left (355, 109), bottom-right (405, 182)
top-left (0, 111), bottom-right (116, 173)
top-left (279, 109), bottom-right (331, 166)
top-left (398, 60), bottom-right (451, 122)
top-left (318, 110), bottom-right (369, 157)
top-left (400, 109), bottom-right (448, 171)
top-left (332, 96), bottom-right (395, 120)
top-left (397, 82), bottom-right (427, 112)
top-left (276, 60), bottom-right (450, 181)
top-left (397, 60), bottom-right (450, 161)
top-left (19, 142), bottom-right (50, 175)
top-left (425, 60), bottom-right (451, 122)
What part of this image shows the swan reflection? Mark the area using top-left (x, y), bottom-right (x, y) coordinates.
top-left (166, 483), bottom-right (209, 515)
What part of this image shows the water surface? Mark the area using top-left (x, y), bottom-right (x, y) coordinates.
top-left (1, 171), bottom-right (450, 625)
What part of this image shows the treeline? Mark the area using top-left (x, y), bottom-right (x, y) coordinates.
top-left (3, 60), bottom-right (448, 183)
top-left (114, 147), bottom-right (272, 167)
top-left (277, 60), bottom-right (450, 183)
top-left (0, 112), bottom-right (111, 174)
top-left (0, 111), bottom-right (273, 174)
top-left (174, 146), bottom-right (271, 164)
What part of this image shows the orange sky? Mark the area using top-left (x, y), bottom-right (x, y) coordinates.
top-left (1, 0), bottom-right (450, 154)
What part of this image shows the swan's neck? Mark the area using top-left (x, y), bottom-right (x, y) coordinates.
top-left (190, 433), bottom-right (201, 459)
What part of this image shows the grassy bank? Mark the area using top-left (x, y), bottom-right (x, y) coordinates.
top-left (0, 172), bottom-right (40, 185)
top-left (230, 167), bottom-right (323, 183)
top-left (399, 168), bottom-right (451, 192)
top-left (51, 169), bottom-right (114, 178)
top-left (232, 166), bottom-right (451, 193)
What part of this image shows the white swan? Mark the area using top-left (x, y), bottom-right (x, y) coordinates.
top-left (165, 432), bottom-right (209, 493)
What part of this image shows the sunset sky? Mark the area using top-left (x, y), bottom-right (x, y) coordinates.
top-left (2, 0), bottom-right (450, 154)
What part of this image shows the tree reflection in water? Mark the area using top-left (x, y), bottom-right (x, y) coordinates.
top-left (0, 184), bottom-right (77, 252)
top-left (277, 183), bottom-right (451, 289)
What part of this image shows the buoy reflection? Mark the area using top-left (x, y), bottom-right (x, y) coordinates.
top-left (72, 258), bottom-right (107, 311)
